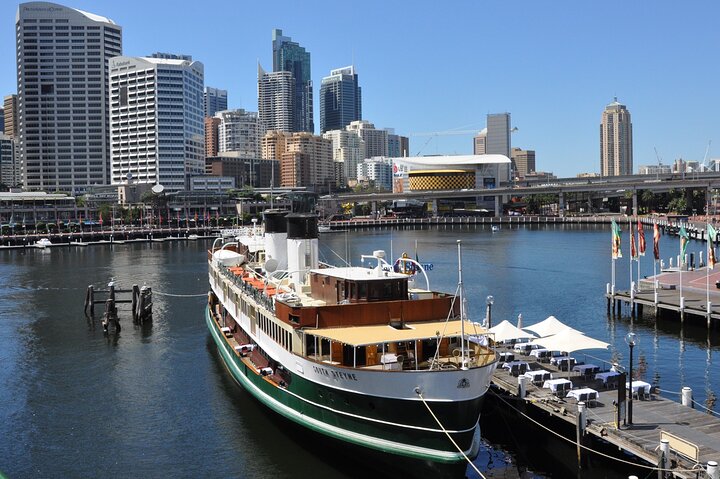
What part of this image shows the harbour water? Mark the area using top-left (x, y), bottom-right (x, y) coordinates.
top-left (0, 224), bottom-right (717, 478)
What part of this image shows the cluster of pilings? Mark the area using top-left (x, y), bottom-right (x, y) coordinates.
top-left (84, 282), bottom-right (152, 332)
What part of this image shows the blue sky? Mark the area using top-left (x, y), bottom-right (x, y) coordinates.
top-left (2, 0), bottom-right (719, 177)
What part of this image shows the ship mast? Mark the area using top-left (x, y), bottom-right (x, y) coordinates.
top-left (457, 240), bottom-right (467, 369)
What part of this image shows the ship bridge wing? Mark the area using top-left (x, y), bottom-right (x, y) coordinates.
top-left (305, 319), bottom-right (488, 347)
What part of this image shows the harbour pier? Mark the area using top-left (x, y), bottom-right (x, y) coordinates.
top-left (490, 350), bottom-right (720, 477)
top-left (607, 266), bottom-right (720, 327)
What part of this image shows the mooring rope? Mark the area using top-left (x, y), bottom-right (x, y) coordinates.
top-left (152, 291), bottom-right (207, 298)
top-left (489, 389), bottom-right (700, 474)
top-left (415, 390), bottom-right (487, 479)
top-left (656, 388), bottom-right (681, 395)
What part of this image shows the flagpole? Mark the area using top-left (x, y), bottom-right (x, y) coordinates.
top-left (629, 218), bottom-right (633, 291)
top-left (637, 220), bottom-right (642, 292)
top-left (679, 224), bottom-right (683, 309)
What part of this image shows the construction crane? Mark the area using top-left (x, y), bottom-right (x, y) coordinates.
top-left (408, 125), bottom-right (484, 156)
top-left (702, 140), bottom-right (713, 171)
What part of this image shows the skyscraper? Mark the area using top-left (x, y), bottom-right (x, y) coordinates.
top-left (272, 29), bottom-right (313, 133)
top-left (258, 65), bottom-right (294, 133)
top-left (3, 95), bottom-right (17, 138)
top-left (486, 113), bottom-right (512, 182)
top-left (109, 55), bottom-right (205, 192)
top-left (319, 66), bottom-right (362, 133)
top-left (346, 121), bottom-right (387, 158)
top-left (262, 131), bottom-right (333, 189)
top-left (0, 134), bottom-right (19, 186)
top-left (16, 2), bottom-right (122, 193)
top-left (322, 129), bottom-right (366, 185)
top-left (204, 87), bottom-right (228, 117)
top-left (510, 147), bottom-right (536, 179)
top-left (205, 117), bottom-right (221, 158)
top-left (600, 98), bottom-right (633, 176)
top-left (473, 129), bottom-right (487, 155)
top-left (216, 109), bottom-right (261, 158)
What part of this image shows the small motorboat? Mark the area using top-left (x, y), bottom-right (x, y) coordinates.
top-left (35, 238), bottom-right (52, 248)
top-left (491, 225), bottom-right (501, 233)
top-left (188, 234), bottom-right (199, 240)
top-left (318, 224), bottom-right (331, 233)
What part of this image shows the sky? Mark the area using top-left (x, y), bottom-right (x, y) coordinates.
top-left (1, 0), bottom-right (719, 178)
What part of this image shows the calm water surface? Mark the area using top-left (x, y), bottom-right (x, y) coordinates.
top-left (0, 225), bottom-right (717, 478)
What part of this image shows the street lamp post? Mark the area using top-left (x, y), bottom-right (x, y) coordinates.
top-left (625, 332), bottom-right (638, 425)
top-left (485, 295), bottom-right (494, 329)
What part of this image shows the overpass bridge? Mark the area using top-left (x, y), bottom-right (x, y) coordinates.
top-left (320, 172), bottom-right (720, 217)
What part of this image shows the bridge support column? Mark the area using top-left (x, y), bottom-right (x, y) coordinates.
top-left (494, 196), bottom-right (502, 218)
top-left (371, 201), bottom-right (378, 219)
top-left (430, 199), bottom-right (438, 217)
top-left (559, 192), bottom-right (565, 217)
top-left (632, 190), bottom-right (638, 217)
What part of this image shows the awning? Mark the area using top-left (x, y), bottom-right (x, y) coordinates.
top-left (489, 320), bottom-right (536, 342)
top-left (529, 327), bottom-right (610, 353)
top-left (523, 315), bottom-right (581, 338)
top-left (306, 319), bottom-right (488, 347)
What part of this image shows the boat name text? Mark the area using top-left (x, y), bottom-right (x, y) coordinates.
top-left (313, 365), bottom-right (358, 381)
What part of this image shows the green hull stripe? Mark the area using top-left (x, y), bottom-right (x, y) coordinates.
top-left (206, 305), bottom-right (477, 463)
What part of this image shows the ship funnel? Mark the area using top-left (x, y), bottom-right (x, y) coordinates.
top-left (263, 210), bottom-right (288, 271)
top-left (286, 213), bottom-right (319, 291)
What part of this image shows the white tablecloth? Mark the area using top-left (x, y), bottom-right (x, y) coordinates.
top-left (566, 387), bottom-right (598, 401)
top-left (573, 364), bottom-right (599, 374)
top-left (513, 343), bottom-right (537, 352)
top-left (627, 380), bottom-right (652, 395)
top-left (550, 356), bottom-right (575, 366)
top-left (529, 348), bottom-right (551, 359)
top-left (595, 371), bottom-right (620, 383)
top-left (502, 360), bottom-right (529, 370)
top-left (543, 378), bottom-right (572, 392)
top-left (523, 369), bottom-right (552, 383)
top-left (499, 352), bottom-right (515, 362)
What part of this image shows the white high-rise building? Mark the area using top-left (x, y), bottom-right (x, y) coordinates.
top-left (258, 64), bottom-right (293, 133)
top-left (346, 120), bottom-right (387, 159)
top-left (322, 129), bottom-right (366, 185)
top-left (16, 2), bottom-right (122, 193)
top-left (110, 55), bottom-right (204, 192)
top-left (357, 157), bottom-right (392, 191)
top-left (216, 109), bottom-right (261, 158)
top-left (204, 87), bottom-right (227, 118)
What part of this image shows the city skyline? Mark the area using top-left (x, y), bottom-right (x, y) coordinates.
top-left (2, 1), bottom-right (719, 178)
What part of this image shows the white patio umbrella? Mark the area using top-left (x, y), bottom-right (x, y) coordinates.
top-left (489, 320), bottom-right (536, 343)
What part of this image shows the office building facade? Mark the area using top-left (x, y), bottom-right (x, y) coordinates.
top-left (272, 29), bottom-right (313, 133)
top-left (346, 120), bottom-right (387, 158)
top-left (319, 66), bottom-right (361, 133)
top-left (16, 2), bottom-right (122, 193)
top-left (386, 129), bottom-right (409, 157)
top-left (0, 134), bottom-right (19, 186)
top-left (600, 98), bottom-right (633, 176)
top-left (206, 154), bottom-right (279, 189)
top-left (258, 65), bottom-right (294, 133)
top-left (3, 95), bottom-right (18, 138)
top-left (473, 128), bottom-right (487, 155)
top-left (204, 87), bottom-right (227, 118)
top-left (262, 131), bottom-right (333, 189)
top-left (357, 157), bottom-right (392, 191)
top-left (110, 55), bottom-right (205, 192)
top-left (216, 109), bottom-right (261, 158)
top-left (322, 129), bottom-right (365, 185)
top-left (510, 147), bottom-right (536, 179)
top-left (204, 116), bottom-right (221, 158)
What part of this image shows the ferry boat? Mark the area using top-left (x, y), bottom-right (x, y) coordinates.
top-left (206, 194), bottom-right (497, 464)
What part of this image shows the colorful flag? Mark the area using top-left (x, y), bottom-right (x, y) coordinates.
top-left (611, 219), bottom-right (622, 259)
top-left (630, 222), bottom-right (638, 259)
top-left (99, 212), bottom-right (103, 225)
top-left (679, 226), bottom-right (689, 259)
top-left (653, 222), bottom-right (660, 260)
top-left (638, 220), bottom-right (646, 256)
top-left (709, 224), bottom-right (717, 270)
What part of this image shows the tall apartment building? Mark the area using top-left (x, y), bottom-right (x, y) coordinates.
top-left (322, 129), bottom-right (366, 185)
top-left (272, 29), bottom-right (313, 133)
top-left (258, 65), bottom-right (294, 133)
top-left (386, 129), bottom-right (409, 157)
top-left (3, 95), bottom-right (18, 138)
top-left (16, 2), bottom-right (122, 193)
top-left (600, 98), bottom-right (633, 176)
top-left (216, 109), bottom-right (260, 158)
top-left (0, 134), bottom-right (19, 186)
top-left (110, 55), bottom-right (205, 192)
top-left (357, 157), bottom-right (392, 191)
top-left (510, 147), bottom-right (536, 179)
top-left (204, 87), bottom-right (227, 118)
top-left (0, 108), bottom-right (4, 134)
top-left (346, 121), bottom-right (387, 158)
top-left (204, 117), bottom-right (221, 158)
top-left (319, 66), bottom-right (361, 133)
top-left (262, 131), bottom-right (333, 189)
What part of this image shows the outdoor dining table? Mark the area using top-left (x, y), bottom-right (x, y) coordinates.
top-left (502, 360), bottom-right (529, 370)
top-left (572, 364), bottom-right (600, 375)
top-left (627, 380), bottom-right (652, 398)
top-left (513, 343), bottom-right (537, 354)
top-left (566, 387), bottom-right (599, 406)
top-left (542, 378), bottom-right (573, 393)
top-left (595, 371), bottom-right (621, 384)
top-left (523, 369), bottom-right (552, 385)
top-left (499, 351), bottom-right (515, 363)
top-left (529, 348), bottom-right (552, 360)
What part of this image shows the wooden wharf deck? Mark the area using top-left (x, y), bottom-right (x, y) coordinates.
top-left (491, 349), bottom-right (720, 477)
top-left (607, 266), bottom-right (720, 326)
